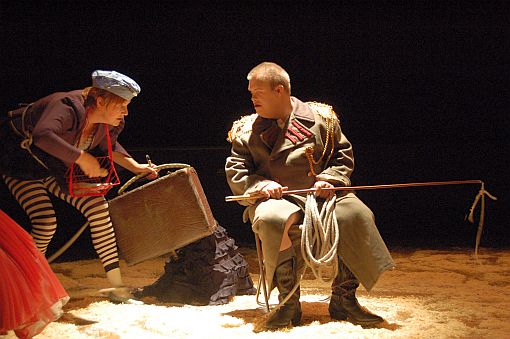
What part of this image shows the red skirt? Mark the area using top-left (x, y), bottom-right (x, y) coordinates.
top-left (0, 210), bottom-right (69, 339)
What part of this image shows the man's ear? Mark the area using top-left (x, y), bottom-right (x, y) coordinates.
top-left (275, 84), bottom-right (285, 95)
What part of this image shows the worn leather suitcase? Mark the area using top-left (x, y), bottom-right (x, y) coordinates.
top-left (108, 166), bottom-right (217, 265)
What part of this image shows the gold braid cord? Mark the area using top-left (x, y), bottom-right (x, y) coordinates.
top-left (304, 102), bottom-right (337, 177)
top-left (226, 114), bottom-right (257, 143)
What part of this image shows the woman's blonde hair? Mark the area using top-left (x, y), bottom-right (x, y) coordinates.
top-left (82, 87), bottom-right (127, 108)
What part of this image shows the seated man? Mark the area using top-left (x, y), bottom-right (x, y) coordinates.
top-left (225, 62), bottom-right (395, 329)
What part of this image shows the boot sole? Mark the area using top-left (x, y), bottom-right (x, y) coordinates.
top-left (330, 313), bottom-right (348, 321)
top-left (264, 322), bottom-right (292, 330)
top-left (350, 317), bottom-right (384, 328)
top-left (264, 310), bottom-right (301, 329)
top-left (264, 321), bottom-right (300, 330)
top-left (330, 312), bottom-right (383, 327)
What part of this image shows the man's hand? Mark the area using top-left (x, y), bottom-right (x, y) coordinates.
top-left (260, 181), bottom-right (288, 199)
top-left (314, 180), bottom-right (335, 199)
top-left (75, 151), bottom-right (104, 178)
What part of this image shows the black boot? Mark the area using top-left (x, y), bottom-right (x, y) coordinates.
top-left (329, 261), bottom-right (383, 327)
top-left (264, 250), bottom-right (302, 329)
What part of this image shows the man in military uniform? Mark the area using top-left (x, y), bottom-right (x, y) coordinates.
top-left (225, 62), bottom-right (395, 329)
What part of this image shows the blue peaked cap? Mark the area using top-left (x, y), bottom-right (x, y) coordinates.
top-left (91, 70), bottom-right (141, 100)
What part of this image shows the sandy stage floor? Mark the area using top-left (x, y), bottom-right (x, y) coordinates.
top-left (5, 247), bottom-right (510, 338)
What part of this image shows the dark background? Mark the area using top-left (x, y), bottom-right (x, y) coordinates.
top-left (1, 1), bottom-right (508, 260)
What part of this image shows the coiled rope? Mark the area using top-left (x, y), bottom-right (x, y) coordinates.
top-left (301, 193), bottom-right (340, 282)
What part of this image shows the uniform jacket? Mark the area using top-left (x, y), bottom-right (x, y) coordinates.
top-left (226, 97), bottom-right (354, 206)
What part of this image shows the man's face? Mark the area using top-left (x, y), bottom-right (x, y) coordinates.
top-left (248, 79), bottom-right (280, 119)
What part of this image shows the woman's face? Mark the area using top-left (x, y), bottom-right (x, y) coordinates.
top-left (96, 97), bottom-right (130, 126)
top-left (105, 100), bottom-right (130, 126)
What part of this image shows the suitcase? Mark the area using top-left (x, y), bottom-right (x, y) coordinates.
top-left (108, 167), bottom-right (217, 265)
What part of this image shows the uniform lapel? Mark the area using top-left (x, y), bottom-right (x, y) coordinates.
top-left (271, 97), bottom-right (315, 155)
top-left (253, 116), bottom-right (279, 149)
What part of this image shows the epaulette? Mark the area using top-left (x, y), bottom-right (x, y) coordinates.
top-left (226, 113), bottom-right (258, 143)
top-left (306, 101), bottom-right (339, 122)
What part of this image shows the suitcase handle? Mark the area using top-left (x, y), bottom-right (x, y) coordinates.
top-left (117, 163), bottom-right (191, 195)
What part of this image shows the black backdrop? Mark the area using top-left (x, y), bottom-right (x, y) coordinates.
top-left (1, 2), bottom-right (508, 260)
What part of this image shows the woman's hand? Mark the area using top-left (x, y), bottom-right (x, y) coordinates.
top-left (135, 163), bottom-right (159, 180)
top-left (75, 151), bottom-right (105, 178)
top-left (112, 152), bottom-right (158, 180)
top-left (314, 180), bottom-right (335, 199)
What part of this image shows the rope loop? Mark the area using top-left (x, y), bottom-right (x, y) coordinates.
top-left (467, 182), bottom-right (497, 258)
top-left (300, 193), bottom-right (340, 282)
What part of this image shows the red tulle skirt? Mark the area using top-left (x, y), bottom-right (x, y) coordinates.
top-left (0, 210), bottom-right (69, 339)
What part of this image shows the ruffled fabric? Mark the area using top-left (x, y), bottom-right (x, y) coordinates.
top-left (0, 210), bottom-right (69, 339)
top-left (137, 224), bottom-right (255, 305)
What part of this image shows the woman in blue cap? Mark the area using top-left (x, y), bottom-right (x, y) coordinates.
top-left (0, 70), bottom-right (157, 303)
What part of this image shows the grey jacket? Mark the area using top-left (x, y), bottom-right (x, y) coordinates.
top-left (226, 97), bottom-right (354, 205)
